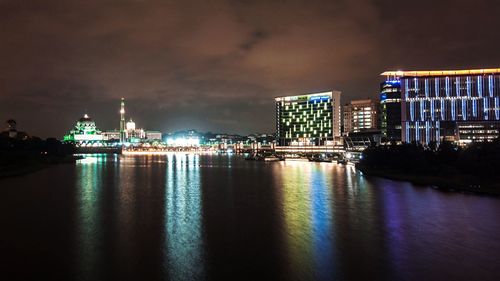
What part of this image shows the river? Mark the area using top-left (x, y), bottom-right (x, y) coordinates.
top-left (1, 153), bottom-right (499, 281)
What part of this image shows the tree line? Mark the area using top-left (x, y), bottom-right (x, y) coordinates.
top-left (360, 140), bottom-right (500, 179)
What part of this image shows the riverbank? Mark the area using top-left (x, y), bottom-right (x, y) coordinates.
top-left (356, 164), bottom-right (500, 196)
top-left (0, 155), bottom-right (82, 179)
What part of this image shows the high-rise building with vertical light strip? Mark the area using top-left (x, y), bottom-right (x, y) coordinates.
top-left (381, 68), bottom-right (500, 144)
top-left (275, 91), bottom-right (341, 146)
top-left (380, 80), bottom-right (402, 141)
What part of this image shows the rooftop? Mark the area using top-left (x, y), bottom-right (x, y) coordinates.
top-left (275, 91), bottom-right (340, 101)
top-left (381, 68), bottom-right (500, 78)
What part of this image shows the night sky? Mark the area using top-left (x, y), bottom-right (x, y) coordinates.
top-left (1, 0), bottom-right (500, 138)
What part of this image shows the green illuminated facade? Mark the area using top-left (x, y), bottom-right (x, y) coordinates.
top-left (275, 91), bottom-right (341, 146)
top-left (63, 114), bottom-right (103, 143)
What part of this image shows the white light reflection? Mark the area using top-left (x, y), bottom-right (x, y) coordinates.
top-left (164, 153), bottom-right (204, 281)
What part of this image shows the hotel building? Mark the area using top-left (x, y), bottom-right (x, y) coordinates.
top-left (382, 68), bottom-right (500, 144)
top-left (275, 91), bottom-right (341, 146)
top-left (343, 99), bottom-right (378, 135)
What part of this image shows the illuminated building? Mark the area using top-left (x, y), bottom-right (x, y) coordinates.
top-left (275, 91), bottom-right (342, 146)
top-left (64, 114), bottom-right (103, 143)
top-left (102, 130), bottom-right (120, 141)
top-left (343, 99), bottom-right (378, 135)
top-left (382, 68), bottom-right (500, 144)
top-left (145, 131), bottom-right (162, 140)
top-left (380, 81), bottom-right (402, 141)
top-left (123, 119), bottom-right (145, 142)
top-left (116, 99), bottom-right (162, 143)
top-left (165, 130), bottom-right (201, 147)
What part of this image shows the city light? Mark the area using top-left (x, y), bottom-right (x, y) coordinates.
top-left (166, 137), bottom-right (200, 147)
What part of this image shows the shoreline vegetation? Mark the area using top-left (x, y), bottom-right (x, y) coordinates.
top-left (0, 137), bottom-right (77, 179)
top-left (357, 140), bottom-right (500, 196)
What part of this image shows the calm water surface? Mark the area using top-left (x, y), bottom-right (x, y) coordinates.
top-left (1, 154), bottom-right (500, 281)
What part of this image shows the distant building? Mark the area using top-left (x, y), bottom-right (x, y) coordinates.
top-left (0, 119), bottom-right (29, 140)
top-left (343, 99), bottom-right (378, 135)
top-left (114, 99), bottom-right (162, 143)
top-left (64, 114), bottom-right (103, 144)
top-left (275, 91), bottom-right (342, 146)
top-left (165, 130), bottom-right (201, 146)
top-left (102, 130), bottom-right (120, 141)
top-left (125, 119), bottom-right (145, 142)
top-left (380, 80), bottom-right (402, 141)
top-left (382, 68), bottom-right (500, 144)
top-left (145, 131), bottom-right (162, 140)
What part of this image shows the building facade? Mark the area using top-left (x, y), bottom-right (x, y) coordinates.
top-left (102, 130), bottom-right (120, 141)
top-left (343, 99), bottom-right (378, 135)
top-left (380, 80), bottom-right (402, 141)
top-left (382, 69), bottom-right (500, 144)
top-left (64, 114), bottom-right (103, 143)
top-left (145, 131), bottom-right (162, 140)
top-left (275, 91), bottom-right (341, 146)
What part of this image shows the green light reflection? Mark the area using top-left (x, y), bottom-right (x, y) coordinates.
top-left (75, 154), bottom-right (107, 281)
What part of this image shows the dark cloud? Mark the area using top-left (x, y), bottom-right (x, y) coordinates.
top-left (1, 0), bottom-right (499, 137)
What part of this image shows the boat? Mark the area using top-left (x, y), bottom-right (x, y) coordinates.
top-left (261, 156), bottom-right (281, 162)
top-left (244, 153), bottom-right (257, 160)
top-left (283, 153), bottom-right (309, 161)
top-left (255, 152), bottom-right (282, 162)
top-left (337, 158), bottom-right (348, 165)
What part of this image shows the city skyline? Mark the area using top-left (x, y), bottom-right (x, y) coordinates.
top-left (2, 1), bottom-right (500, 138)
top-left (3, 2), bottom-right (500, 281)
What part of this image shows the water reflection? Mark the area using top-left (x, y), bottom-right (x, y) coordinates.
top-left (164, 153), bottom-right (204, 281)
top-left (61, 154), bottom-right (500, 281)
top-left (75, 154), bottom-right (107, 281)
top-left (310, 164), bottom-right (335, 280)
top-left (274, 162), bottom-right (336, 280)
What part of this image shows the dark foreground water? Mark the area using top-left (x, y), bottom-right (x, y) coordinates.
top-left (1, 154), bottom-right (500, 281)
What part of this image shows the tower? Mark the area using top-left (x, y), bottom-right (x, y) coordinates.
top-left (120, 98), bottom-right (126, 143)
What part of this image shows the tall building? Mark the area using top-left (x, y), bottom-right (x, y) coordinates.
top-left (382, 68), bottom-right (500, 144)
top-left (343, 99), bottom-right (378, 135)
top-left (275, 91), bottom-right (341, 146)
top-left (380, 80), bottom-right (402, 141)
top-left (119, 98), bottom-right (126, 143)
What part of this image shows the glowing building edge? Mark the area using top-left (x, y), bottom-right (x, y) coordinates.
top-left (380, 68), bottom-right (500, 144)
top-left (382, 68), bottom-right (500, 78)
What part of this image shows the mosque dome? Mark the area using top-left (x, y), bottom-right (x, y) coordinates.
top-left (126, 119), bottom-right (136, 131)
top-left (77, 114), bottom-right (97, 128)
top-left (64, 113), bottom-right (103, 142)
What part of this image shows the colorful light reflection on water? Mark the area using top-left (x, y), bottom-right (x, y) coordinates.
top-left (1, 154), bottom-right (500, 280)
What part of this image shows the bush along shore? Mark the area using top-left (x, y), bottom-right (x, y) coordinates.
top-left (356, 140), bottom-right (500, 196)
top-left (0, 137), bottom-right (78, 179)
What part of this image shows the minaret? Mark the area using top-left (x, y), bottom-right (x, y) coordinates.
top-left (120, 98), bottom-right (126, 143)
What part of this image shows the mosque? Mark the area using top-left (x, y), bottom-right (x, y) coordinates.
top-left (63, 99), bottom-right (162, 146)
top-left (63, 114), bottom-right (104, 145)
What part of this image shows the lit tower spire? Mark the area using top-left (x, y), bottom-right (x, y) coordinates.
top-left (120, 98), bottom-right (126, 143)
